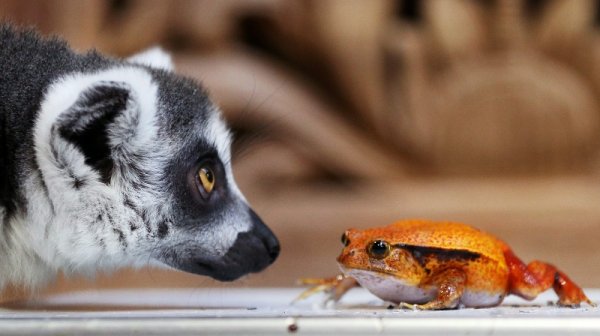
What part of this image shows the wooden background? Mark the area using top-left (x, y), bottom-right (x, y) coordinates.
top-left (2, 0), bottom-right (600, 297)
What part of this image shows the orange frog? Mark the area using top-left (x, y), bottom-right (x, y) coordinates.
top-left (298, 219), bottom-right (594, 310)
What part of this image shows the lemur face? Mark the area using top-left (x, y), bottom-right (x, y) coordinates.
top-left (147, 71), bottom-right (280, 281)
top-left (30, 49), bottom-right (279, 282)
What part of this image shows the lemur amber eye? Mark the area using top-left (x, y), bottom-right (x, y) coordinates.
top-left (367, 240), bottom-right (390, 259)
top-left (341, 233), bottom-right (350, 247)
top-left (198, 166), bottom-right (215, 194)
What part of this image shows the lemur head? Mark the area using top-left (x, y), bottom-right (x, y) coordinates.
top-left (32, 48), bottom-right (279, 282)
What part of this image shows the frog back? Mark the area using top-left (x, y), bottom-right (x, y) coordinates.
top-left (365, 219), bottom-right (506, 264)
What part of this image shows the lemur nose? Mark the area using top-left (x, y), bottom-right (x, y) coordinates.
top-left (267, 239), bottom-right (280, 263)
top-left (249, 208), bottom-right (280, 264)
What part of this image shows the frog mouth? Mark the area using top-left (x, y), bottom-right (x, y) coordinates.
top-left (338, 263), bottom-right (400, 279)
top-left (338, 264), bottom-right (421, 287)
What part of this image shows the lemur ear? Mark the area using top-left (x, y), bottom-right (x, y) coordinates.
top-left (127, 47), bottom-right (174, 71)
top-left (55, 82), bottom-right (131, 184)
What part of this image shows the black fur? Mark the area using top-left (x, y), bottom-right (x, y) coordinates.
top-left (0, 25), bottom-right (280, 285)
top-left (57, 83), bottom-right (130, 184)
top-left (0, 109), bottom-right (9, 215)
top-left (0, 25), bottom-right (116, 217)
top-left (157, 220), bottom-right (170, 239)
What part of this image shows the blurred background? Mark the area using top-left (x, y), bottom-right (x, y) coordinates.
top-left (2, 0), bottom-right (600, 295)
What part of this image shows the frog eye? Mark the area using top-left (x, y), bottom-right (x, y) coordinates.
top-left (341, 233), bottom-right (350, 247)
top-left (367, 240), bottom-right (390, 259)
top-left (197, 165), bottom-right (216, 197)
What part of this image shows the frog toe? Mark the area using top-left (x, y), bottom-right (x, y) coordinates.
top-left (398, 302), bottom-right (418, 310)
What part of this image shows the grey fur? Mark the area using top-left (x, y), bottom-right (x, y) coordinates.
top-left (0, 25), bottom-right (279, 289)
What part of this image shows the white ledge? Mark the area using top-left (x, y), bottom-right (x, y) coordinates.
top-left (1, 288), bottom-right (599, 335)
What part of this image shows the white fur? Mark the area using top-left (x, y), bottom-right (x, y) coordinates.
top-left (24, 67), bottom-right (166, 282)
top-left (127, 47), bottom-right (174, 71)
top-left (178, 108), bottom-right (250, 256)
top-left (205, 109), bottom-right (232, 170)
top-left (3, 61), bottom-right (253, 290)
top-left (35, 67), bottom-right (158, 148)
top-left (192, 211), bottom-right (249, 257)
top-left (204, 110), bottom-right (247, 201)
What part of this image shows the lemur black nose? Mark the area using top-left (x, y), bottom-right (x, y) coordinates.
top-left (249, 209), bottom-right (280, 264)
top-left (268, 241), bottom-right (280, 263)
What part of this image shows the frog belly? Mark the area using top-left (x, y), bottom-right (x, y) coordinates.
top-left (344, 268), bottom-right (504, 307)
top-left (460, 291), bottom-right (504, 308)
top-left (344, 269), bottom-right (435, 304)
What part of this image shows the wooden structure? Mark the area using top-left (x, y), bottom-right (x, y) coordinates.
top-left (2, 0), bottom-right (600, 297)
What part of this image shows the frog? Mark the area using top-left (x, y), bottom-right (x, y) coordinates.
top-left (297, 219), bottom-right (595, 310)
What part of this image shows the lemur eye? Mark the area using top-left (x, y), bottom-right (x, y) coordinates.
top-left (198, 166), bottom-right (215, 194)
top-left (367, 240), bottom-right (390, 259)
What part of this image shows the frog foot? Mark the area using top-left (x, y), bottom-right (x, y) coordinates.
top-left (398, 302), bottom-right (419, 310)
top-left (398, 301), bottom-right (460, 310)
top-left (557, 298), bottom-right (597, 308)
top-left (293, 275), bottom-right (358, 304)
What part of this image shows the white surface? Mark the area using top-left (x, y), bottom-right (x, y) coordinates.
top-left (0, 288), bottom-right (599, 335)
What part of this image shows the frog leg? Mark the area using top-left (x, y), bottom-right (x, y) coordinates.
top-left (402, 267), bottom-right (467, 310)
top-left (503, 247), bottom-right (595, 307)
top-left (294, 275), bottom-right (359, 303)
